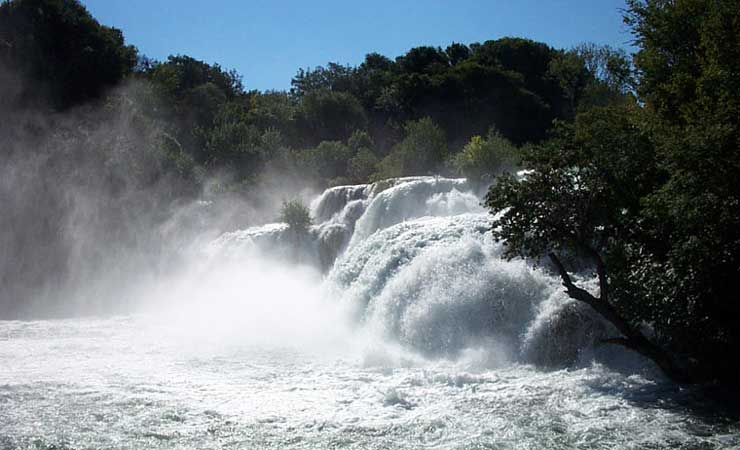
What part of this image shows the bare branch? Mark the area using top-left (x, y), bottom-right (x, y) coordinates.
top-left (548, 252), bottom-right (601, 308)
top-left (547, 251), bottom-right (693, 383)
top-left (585, 246), bottom-right (609, 301)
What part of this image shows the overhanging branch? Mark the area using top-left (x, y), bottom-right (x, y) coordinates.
top-left (547, 251), bottom-right (693, 384)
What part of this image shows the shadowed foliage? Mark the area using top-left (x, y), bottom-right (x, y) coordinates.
top-left (487, 0), bottom-right (740, 385)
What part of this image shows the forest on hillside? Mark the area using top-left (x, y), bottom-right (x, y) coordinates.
top-left (1, 0), bottom-right (739, 386)
top-left (0, 0), bottom-right (633, 193)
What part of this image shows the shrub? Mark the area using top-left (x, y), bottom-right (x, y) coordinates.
top-left (348, 148), bottom-right (380, 183)
top-left (453, 128), bottom-right (518, 184)
top-left (279, 199), bottom-right (312, 234)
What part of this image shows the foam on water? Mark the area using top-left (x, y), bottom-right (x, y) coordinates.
top-left (1, 176), bottom-right (738, 449)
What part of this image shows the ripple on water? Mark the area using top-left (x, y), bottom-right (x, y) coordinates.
top-left (1, 317), bottom-right (739, 450)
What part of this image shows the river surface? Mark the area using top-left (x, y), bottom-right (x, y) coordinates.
top-left (1, 316), bottom-right (738, 449)
top-left (2, 177), bottom-right (738, 449)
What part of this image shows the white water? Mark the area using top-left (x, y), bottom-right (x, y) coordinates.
top-left (1, 177), bottom-right (738, 449)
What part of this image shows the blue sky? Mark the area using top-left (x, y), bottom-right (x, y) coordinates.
top-left (82, 0), bottom-right (634, 92)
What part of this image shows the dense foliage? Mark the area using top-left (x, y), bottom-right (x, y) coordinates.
top-left (0, 0), bottom-right (137, 109)
top-left (453, 128), bottom-right (519, 187)
top-left (487, 0), bottom-right (740, 384)
top-left (1, 0), bottom-right (628, 195)
top-left (279, 199), bottom-right (312, 235)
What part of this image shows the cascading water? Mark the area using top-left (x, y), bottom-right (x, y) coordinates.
top-left (209, 176), bottom-right (604, 365)
top-left (1, 177), bottom-right (738, 449)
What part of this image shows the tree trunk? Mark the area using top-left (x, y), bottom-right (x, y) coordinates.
top-left (547, 252), bottom-right (694, 384)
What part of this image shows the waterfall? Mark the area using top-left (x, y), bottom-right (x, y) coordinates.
top-left (207, 176), bottom-right (610, 368)
top-left (4, 177), bottom-right (732, 450)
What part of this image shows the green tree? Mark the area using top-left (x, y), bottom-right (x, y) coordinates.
top-left (453, 129), bottom-right (518, 185)
top-left (200, 101), bottom-right (263, 178)
top-left (396, 46), bottom-right (450, 74)
top-left (625, 0), bottom-right (740, 382)
top-left (297, 89), bottom-right (367, 144)
top-left (141, 55), bottom-right (248, 166)
top-left (486, 0), bottom-right (740, 384)
top-left (396, 117), bottom-right (448, 173)
top-left (485, 105), bottom-right (693, 381)
top-left (0, 0), bottom-right (137, 109)
top-left (290, 62), bottom-right (356, 98)
top-left (375, 117), bottom-right (448, 179)
top-left (246, 91), bottom-right (298, 139)
top-left (280, 199), bottom-right (312, 235)
top-left (146, 55), bottom-right (243, 102)
top-left (572, 43), bottom-right (633, 95)
top-left (345, 130), bottom-right (379, 182)
top-left (347, 129), bottom-right (374, 152)
top-left (567, 43), bottom-right (634, 110)
top-left (472, 38), bottom-right (561, 107)
top-left (348, 148), bottom-right (379, 183)
top-left (300, 140), bottom-right (353, 182)
top-left (445, 43), bottom-right (472, 65)
top-left (547, 51), bottom-right (590, 117)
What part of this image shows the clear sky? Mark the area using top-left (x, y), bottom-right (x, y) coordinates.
top-left (81, 0), bottom-right (635, 92)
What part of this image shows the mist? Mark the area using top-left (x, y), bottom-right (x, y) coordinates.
top-left (0, 65), bottom-right (319, 319)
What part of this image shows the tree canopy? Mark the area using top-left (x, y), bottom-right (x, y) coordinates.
top-left (0, 0), bottom-right (137, 109)
top-left (486, 0), bottom-right (740, 384)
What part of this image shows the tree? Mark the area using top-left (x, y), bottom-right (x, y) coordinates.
top-left (246, 91), bottom-right (298, 139)
top-left (472, 38), bottom-right (561, 105)
top-left (146, 55), bottom-right (243, 102)
top-left (347, 129), bottom-right (374, 152)
top-left (280, 199), bottom-right (312, 235)
top-left (200, 101), bottom-right (263, 178)
top-left (375, 117), bottom-right (448, 179)
top-left (547, 51), bottom-right (590, 117)
top-left (486, 0), bottom-right (740, 384)
top-left (345, 130), bottom-right (377, 182)
top-left (624, 0), bottom-right (740, 382)
top-left (348, 148), bottom-right (379, 183)
top-left (290, 62), bottom-right (356, 98)
top-left (297, 89), bottom-right (367, 144)
top-left (396, 46), bottom-right (449, 74)
top-left (445, 60), bottom-right (555, 144)
top-left (283, 37), bottom-right (600, 151)
top-left (572, 43), bottom-right (633, 95)
top-left (445, 43), bottom-right (471, 66)
top-left (300, 140), bottom-right (353, 182)
top-left (278, 198), bottom-right (312, 263)
top-left (565, 43), bottom-right (634, 110)
top-left (485, 105), bottom-right (695, 382)
top-left (0, 0), bottom-right (137, 109)
top-left (453, 128), bottom-right (518, 186)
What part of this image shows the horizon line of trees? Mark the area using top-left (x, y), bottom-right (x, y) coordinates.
top-left (1, 0), bottom-right (633, 195)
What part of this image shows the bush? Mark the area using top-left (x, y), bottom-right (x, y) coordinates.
top-left (371, 117), bottom-right (447, 179)
top-left (279, 199), bottom-right (312, 234)
top-left (300, 141), bottom-right (353, 181)
top-left (371, 150), bottom-right (406, 181)
top-left (453, 128), bottom-right (518, 184)
top-left (348, 148), bottom-right (380, 183)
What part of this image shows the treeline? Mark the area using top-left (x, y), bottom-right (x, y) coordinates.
top-left (1, 0), bottom-right (631, 195)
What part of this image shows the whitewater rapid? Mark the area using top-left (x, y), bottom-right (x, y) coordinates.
top-left (1, 177), bottom-right (738, 449)
top-left (209, 176), bottom-right (604, 365)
